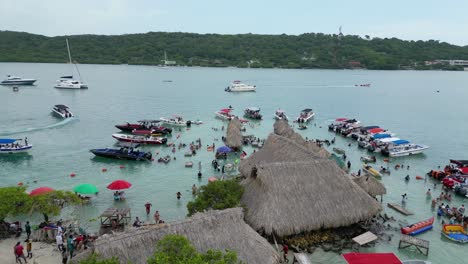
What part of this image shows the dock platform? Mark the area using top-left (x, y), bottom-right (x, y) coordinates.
top-left (398, 234), bottom-right (429, 256)
top-left (100, 207), bottom-right (131, 228)
top-left (387, 203), bottom-right (414, 215)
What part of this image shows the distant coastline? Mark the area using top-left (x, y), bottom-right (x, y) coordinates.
top-left (1, 30), bottom-right (468, 71)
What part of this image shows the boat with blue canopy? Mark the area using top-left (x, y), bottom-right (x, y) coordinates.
top-left (372, 133), bottom-right (392, 139)
top-left (0, 138), bottom-right (32, 154)
top-left (392, 139), bottom-right (410, 145)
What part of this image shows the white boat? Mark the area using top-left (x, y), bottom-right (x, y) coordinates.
top-left (274, 109), bottom-right (288, 120)
top-left (160, 115), bottom-right (190, 127)
top-left (1, 75), bottom-right (36, 85)
top-left (215, 108), bottom-right (235, 120)
top-left (55, 39), bottom-right (88, 89)
top-left (386, 144), bottom-right (429, 157)
top-left (112, 134), bottom-right (167, 145)
top-left (52, 104), bottom-right (74, 118)
top-left (0, 138), bottom-right (32, 154)
top-left (225, 81), bottom-right (256, 92)
top-left (296, 108), bottom-right (315, 123)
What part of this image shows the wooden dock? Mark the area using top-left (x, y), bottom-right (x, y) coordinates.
top-left (352, 231), bottom-right (378, 246)
top-left (398, 234), bottom-right (429, 256)
top-left (100, 207), bottom-right (131, 228)
top-left (387, 203), bottom-right (414, 215)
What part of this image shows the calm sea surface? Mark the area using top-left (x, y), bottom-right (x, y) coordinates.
top-left (1, 63), bottom-right (468, 263)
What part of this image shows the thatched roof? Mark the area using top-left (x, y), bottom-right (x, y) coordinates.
top-left (352, 175), bottom-right (387, 197)
top-left (273, 119), bottom-right (330, 158)
top-left (239, 133), bottom-right (325, 176)
top-left (226, 117), bottom-right (243, 149)
top-left (73, 208), bottom-right (281, 264)
top-left (241, 161), bottom-right (382, 237)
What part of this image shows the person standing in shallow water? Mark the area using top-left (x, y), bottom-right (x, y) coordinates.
top-left (176, 192), bottom-right (182, 200)
top-left (144, 202), bottom-right (152, 215)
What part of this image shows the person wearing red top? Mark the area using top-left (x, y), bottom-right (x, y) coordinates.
top-left (281, 244), bottom-right (289, 262)
top-left (144, 202), bottom-right (152, 215)
top-left (14, 241), bottom-right (27, 264)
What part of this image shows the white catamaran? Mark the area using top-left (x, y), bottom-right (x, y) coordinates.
top-left (55, 39), bottom-right (88, 89)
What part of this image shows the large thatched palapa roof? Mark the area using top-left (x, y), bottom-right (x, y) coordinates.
top-left (239, 133), bottom-right (324, 176)
top-left (352, 175), bottom-right (387, 197)
top-left (225, 117), bottom-right (243, 149)
top-left (241, 160), bottom-right (382, 237)
top-left (274, 119), bottom-right (330, 158)
top-left (73, 208), bottom-right (281, 264)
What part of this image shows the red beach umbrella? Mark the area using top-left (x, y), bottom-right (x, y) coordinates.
top-left (107, 180), bottom-right (132, 190)
top-left (29, 187), bottom-right (54, 196)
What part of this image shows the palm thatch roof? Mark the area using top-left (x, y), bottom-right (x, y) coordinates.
top-left (273, 119), bottom-right (330, 158)
top-left (352, 175), bottom-right (387, 197)
top-left (239, 133), bottom-right (325, 176)
top-left (225, 117), bottom-right (243, 149)
top-left (72, 208), bottom-right (281, 264)
top-left (241, 161), bottom-right (382, 237)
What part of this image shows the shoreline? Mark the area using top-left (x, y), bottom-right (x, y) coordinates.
top-left (0, 234), bottom-right (61, 264)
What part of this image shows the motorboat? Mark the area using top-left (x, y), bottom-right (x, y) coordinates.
top-left (90, 147), bottom-right (152, 161)
top-left (0, 138), bottom-right (32, 154)
top-left (383, 144), bottom-right (429, 157)
top-left (160, 115), bottom-right (191, 127)
top-left (225, 81), bottom-right (256, 92)
top-left (52, 104), bottom-right (74, 118)
top-left (244, 107), bottom-right (262, 120)
top-left (274, 109), bottom-right (288, 120)
top-left (116, 120), bottom-right (172, 134)
top-left (55, 39), bottom-right (88, 89)
top-left (1, 75), bottom-right (36, 85)
top-left (112, 134), bottom-right (167, 145)
top-left (296, 108), bottom-right (315, 123)
top-left (215, 108), bottom-right (235, 120)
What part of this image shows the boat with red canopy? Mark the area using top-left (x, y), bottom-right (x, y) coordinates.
top-left (215, 108), bottom-right (235, 120)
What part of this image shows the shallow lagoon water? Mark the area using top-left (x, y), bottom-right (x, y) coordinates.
top-left (1, 63), bottom-right (468, 263)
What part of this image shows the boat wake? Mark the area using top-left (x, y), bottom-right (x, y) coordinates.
top-left (0, 117), bottom-right (76, 135)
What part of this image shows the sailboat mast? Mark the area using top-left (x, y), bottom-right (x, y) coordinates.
top-left (66, 38), bottom-right (72, 64)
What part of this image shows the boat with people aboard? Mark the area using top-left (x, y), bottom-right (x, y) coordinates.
top-left (224, 80), bottom-right (256, 92)
top-left (215, 108), bottom-right (236, 120)
top-left (90, 147), bottom-right (152, 161)
top-left (0, 75), bottom-right (36, 85)
top-left (295, 108), bottom-right (315, 123)
top-left (112, 134), bottom-right (167, 145)
top-left (160, 115), bottom-right (192, 127)
top-left (382, 142), bottom-right (430, 157)
top-left (401, 217), bottom-right (434, 236)
top-left (442, 224), bottom-right (468, 243)
top-left (114, 120), bottom-right (172, 135)
top-left (51, 104), bottom-right (74, 118)
top-left (274, 109), bottom-right (288, 120)
top-left (244, 107), bottom-right (262, 120)
top-left (0, 138), bottom-right (32, 154)
top-left (55, 39), bottom-right (88, 89)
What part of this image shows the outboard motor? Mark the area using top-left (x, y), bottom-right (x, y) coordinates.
top-left (186, 120), bottom-right (192, 127)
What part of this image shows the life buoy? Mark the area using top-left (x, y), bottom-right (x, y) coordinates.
top-left (70, 173), bottom-right (76, 177)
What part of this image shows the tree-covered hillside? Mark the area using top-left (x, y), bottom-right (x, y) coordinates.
top-left (1, 30), bottom-right (468, 70)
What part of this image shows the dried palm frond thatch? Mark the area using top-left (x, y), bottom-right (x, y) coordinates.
top-left (352, 175), bottom-right (387, 197)
top-left (273, 119), bottom-right (330, 158)
top-left (72, 208), bottom-right (281, 264)
top-left (226, 117), bottom-right (243, 149)
top-left (241, 161), bottom-right (382, 237)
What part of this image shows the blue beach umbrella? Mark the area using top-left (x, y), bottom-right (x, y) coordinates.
top-left (217, 146), bottom-right (232, 153)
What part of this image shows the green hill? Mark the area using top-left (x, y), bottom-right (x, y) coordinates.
top-left (1, 30), bottom-right (467, 70)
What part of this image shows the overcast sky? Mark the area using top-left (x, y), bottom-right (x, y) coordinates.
top-left (1, 0), bottom-right (467, 46)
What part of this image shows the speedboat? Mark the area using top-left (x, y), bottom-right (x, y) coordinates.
top-left (274, 109), bottom-right (288, 120)
top-left (116, 120), bottom-right (172, 134)
top-left (90, 147), bottom-right (152, 161)
top-left (383, 143), bottom-right (429, 157)
top-left (0, 138), bottom-right (32, 154)
top-left (215, 108), bottom-right (235, 120)
top-left (225, 81), bottom-right (256, 92)
top-left (55, 39), bottom-right (88, 89)
top-left (112, 134), bottom-right (167, 145)
top-left (244, 107), bottom-right (262, 120)
top-left (1, 75), bottom-right (36, 85)
top-left (52, 104), bottom-right (74, 118)
top-left (296, 108), bottom-right (315, 123)
top-left (160, 115), bottom-right (191, 127)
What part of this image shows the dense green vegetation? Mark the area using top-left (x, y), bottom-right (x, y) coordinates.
top-left (1, 30), bottom-right (468, 70)
top-left (79, 235), bottom-right (240, 264)
top-left (187, 179), bottom-right (244, 217)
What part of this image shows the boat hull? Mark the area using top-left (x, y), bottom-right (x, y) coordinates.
top-left (0, 145), bottom-right (32, 154)
top-left (90, 149), bottom-right (151, 161)
top-left (112, 134), bottom-right (167, 145)
top-left (51, 109), bottom-right (73, 118)
top-left (215, 112), bottom-right (234, 121)
top-left (1, 79), bottom-right (36, 85)
top-left (160, 117), bottom-right (188, 127)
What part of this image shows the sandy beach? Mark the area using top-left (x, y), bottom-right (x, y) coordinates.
top-left (0, 235), bottom-right (61, 264)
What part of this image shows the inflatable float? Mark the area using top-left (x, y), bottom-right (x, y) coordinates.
top-left (401, 217), bottom-right (434, 236)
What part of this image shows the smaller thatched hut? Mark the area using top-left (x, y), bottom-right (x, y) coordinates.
top-left (225, 117), bottom-right (243, 149)
top-left (72, 208), bottom-right (281, 264)
top-left (241, 161), bottom-right (382, 237)
top-left (352, 175), bottom-right (387, 198)
top-left (273, 119), bottom-right (330, 158)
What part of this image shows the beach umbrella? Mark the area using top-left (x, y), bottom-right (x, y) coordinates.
top-left (73, 183), bottom-right (99, 194)
top-left (29, 187), bottom-right (54, 196)
top-left (107, 180), bottom-right (132, 190)
top-left (216, 146), bottom-right (232, 153)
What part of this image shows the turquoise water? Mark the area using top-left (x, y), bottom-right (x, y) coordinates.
top-left (2, 63), bottom-right (468, 263)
